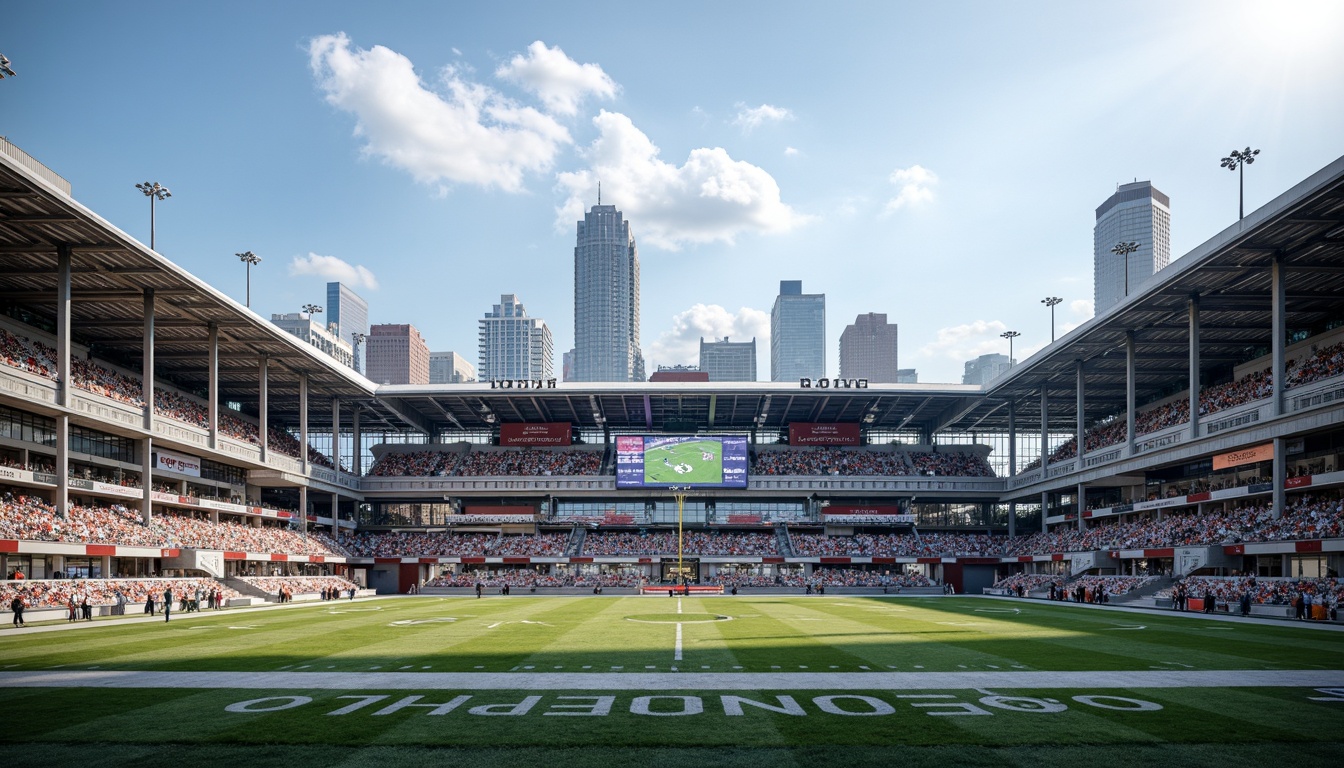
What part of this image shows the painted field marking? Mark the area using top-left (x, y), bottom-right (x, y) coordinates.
top-left (677, 598), bottom-right (682, 615)
top-left (9, 669), bottom-right (1344, 691)
top-left (389, 618), bottom-right (458, 627)
top-left (1105, 625), bottom-right (1147, 631)
top-left (674, 623), bottom-right (683, 661)
top-left (975, 608), bottom-right (1021, 614)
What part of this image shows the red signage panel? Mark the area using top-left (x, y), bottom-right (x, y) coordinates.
top-left (788, 422), bottom-right (861, 446)
top-left (499, 422), bottom-right (572, 446)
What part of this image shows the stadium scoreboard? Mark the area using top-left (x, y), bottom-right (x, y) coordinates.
top-left (615, 435), bottom-right (749, 489)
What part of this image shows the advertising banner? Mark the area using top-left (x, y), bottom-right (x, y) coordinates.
top-left (499, 422), bottom-right (572, 446)
top-left (1213, 443), bottom-right (1273, 471)
top-left (789, 423), bottom-right (861, 446)
top-left (156, 448), bottom-right (202, 478)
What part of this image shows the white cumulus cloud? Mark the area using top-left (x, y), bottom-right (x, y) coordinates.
top-left (883, 164), bottom-right (938, 214)
top-left (733, 103), bottom-right (795, 133)
top-left (495, 41), bottom-right (619, 117)
top-left (308, 33), bottom-right (571, 193)
top-left (917, 319), bottom-right (1009, 363)
top-left (288, 253), bottom-right (379, 291)
top-left (649, 304), bottom-right (770, 370)
top-left (556, 111), bottom-right (809, 249)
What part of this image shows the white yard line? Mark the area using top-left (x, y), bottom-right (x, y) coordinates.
top-left (674, 623), bottom-right (683, 661)
top-left (2, 669), bottom-right (1342, 691)
top-left (677, 598), bottom-right (682, 615)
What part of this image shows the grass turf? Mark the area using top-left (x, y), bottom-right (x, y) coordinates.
top-left (1, 595), bottom-right (1341, 765)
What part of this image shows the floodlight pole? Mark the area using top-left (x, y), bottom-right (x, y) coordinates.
top-left (1221, 147), bottom-right (1260, 220)
top-left (1042, 297), bottom-right (1062, 343)
top-left (136, 182), bottom-right (171, 251)
top-left (237, 251), bottom-right (261, 307)
top-left (1001, 330), bottom-right (1020, 366)
top-left (1111, 241), bottom-right (1139, 298)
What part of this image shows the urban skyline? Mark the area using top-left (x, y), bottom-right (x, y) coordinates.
top-left (8, 3), bottom-right (1340, 383)
top-left (572, 204), bottom-right (643, 382)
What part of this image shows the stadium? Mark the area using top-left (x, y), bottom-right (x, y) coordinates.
top-left (1, 139), bottom-right (1343, 763)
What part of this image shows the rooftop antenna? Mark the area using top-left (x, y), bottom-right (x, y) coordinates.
top-left (597, 180), bottom-right (601, 206)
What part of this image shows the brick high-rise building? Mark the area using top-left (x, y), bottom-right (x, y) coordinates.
top-left (839, 312), bottom-right (899, 382)
top-left (365, 323), bottom-right (430, 385)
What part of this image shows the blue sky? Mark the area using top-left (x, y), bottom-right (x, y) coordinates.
top-left (6, 1), bottom-right (1343, 383)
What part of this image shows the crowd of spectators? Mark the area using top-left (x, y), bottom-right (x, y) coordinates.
top-left (0, 577), bottom-right (238, 610)
top-left (424, 569), bottom-right (645, 588)
top-left (908, 451), bottom-right (996, 477)
top-left (491, 533), bottom-right (569, 556)
top-left (990, 573), bottom-right (1060, 594)
top-left (752, 448), bottom-right (912, 476)
top-left (367, 449), bottom-right (602, 478)
top-left (237, 575), bottom-right (357, 598)
top-left (1004, 495), bottom-right (1344, 555)
top-left (454, 450), bottom-right (603, 477)
top-left (1065, 575), bottom-right (1158, 601)
top-left (0, 493), bottom-right (349, 556)
top-left (807, 568), bottom-right (934, 588)
top-left (367, 451), bottom-right (459, 477)
top-left (789, 531), bottom-right (1003, 557)
top-left (580, 531), bottom-right (781, 556)
top-left (343, 531), bottom-right (500, 557)
top-left (1158, 575), bottom-right (1343, 609)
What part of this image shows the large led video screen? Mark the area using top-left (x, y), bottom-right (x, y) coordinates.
top-left (615, 435), bottom-right (749, 489)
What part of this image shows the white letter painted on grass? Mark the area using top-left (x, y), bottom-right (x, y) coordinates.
top-left (897, 694), bottom-right (991, 716)
top-left (630, 696), bottom-right (704, 716)
top-left (977, 696), bottom-right (1068, 713)
top-left (373, 695), bottom-right (472, 716)
top-left (722, 695), bottom-right (806, 716)
top-left (812, 695), bottom-right (895, 716)
top-left (469, 696), bottom-right (542, 716)
top-left (544, 696), bottom-right (616, 716)
top-left (225, 696), bottom-right (312, 713)
top-left (327, 695), bottom-right (390, 715)
top-left (1072, 695), bottom-right (1163, 711)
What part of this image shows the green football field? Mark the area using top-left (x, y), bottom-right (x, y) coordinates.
top-left (1, 595), bottom-right (1342, 767)
top-left (643, 439), bottom-right (723, 485)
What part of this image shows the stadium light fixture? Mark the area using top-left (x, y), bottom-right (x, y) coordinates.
top-left (1041, 297), bottom-right (1063, 342)
top-left (135, 181), bottom-right (171, 250)
top-left (0, 53), bottom-right (16, 79)
top-left (1111, 241), bottom-right (1140, 298)
top-left (1000, 330), bottom-right (1020, 366)
top-left (302, 303), bottom-right (323, 317)
top-left (236, 251), bottom-right (262, 308)
top-left (1220, 147), bottom-right (1261, 220)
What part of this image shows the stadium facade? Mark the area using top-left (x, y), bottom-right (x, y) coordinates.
top-left (1, 140), bottom-right (1343, 601)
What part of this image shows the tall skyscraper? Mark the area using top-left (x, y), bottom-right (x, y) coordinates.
top-left (771, 280), bottom-right (825, 381)
top-left (429, 351), bottom-right (476, 384)
top-left (573, 204), bottom-right (643, 382)
top-left (326, 282), bottom-right (369, 372)
top-left (962, 353), bottom-right (1012, 385)
top-left (1094, 181), bottom-right (1171, 313)
top-left (839, 313), bottom-right (899, 382)
top-left (478, 294), bottom-right (553, 382)
top-left (699, 336), bottom-right (757, 382)
top-left (365, 323), bottom-right (430, 385)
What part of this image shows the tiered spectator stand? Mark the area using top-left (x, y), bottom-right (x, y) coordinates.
top-left (0, 576), bottom-right (245, 621)
top-left (0, 318), bottom-right (362, 538)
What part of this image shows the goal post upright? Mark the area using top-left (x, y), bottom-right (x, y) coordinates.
top-left (672, 485), bottom-right (689, 584)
